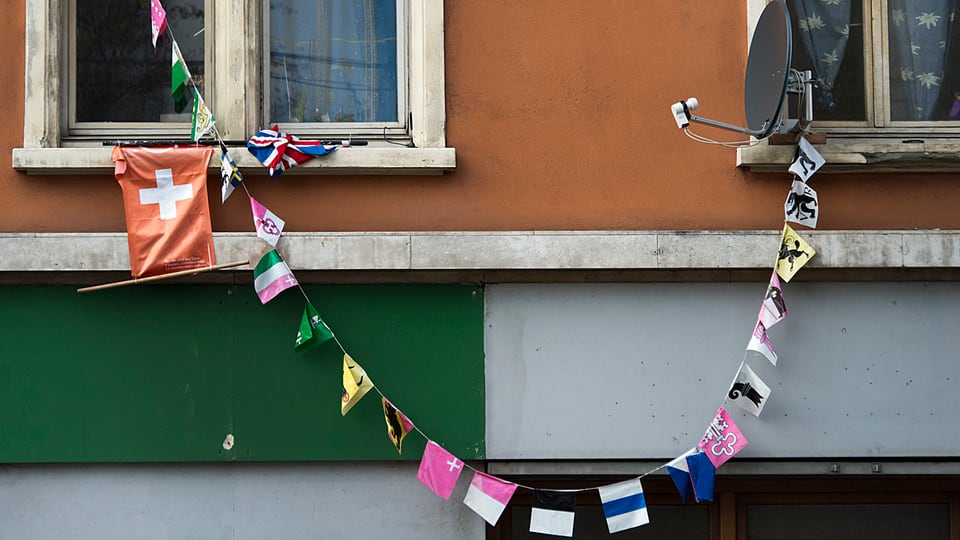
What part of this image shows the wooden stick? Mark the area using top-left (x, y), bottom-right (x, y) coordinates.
top-left (76, 260), bottom-right (249, 293)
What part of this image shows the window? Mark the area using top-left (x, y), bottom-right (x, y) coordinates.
top-left (265, 0), bottom-right (407, 138)
top-left (740, 0), bottom-right (960, 172)
top-left (787, 0), bottom-right (960, 131)
top-left (69, 0), bottom-right (207, 138)
top-left (17, 0), bottom-right (453, 174)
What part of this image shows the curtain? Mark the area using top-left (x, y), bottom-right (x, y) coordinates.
top-left (888, 0), bottom-right (957, 120)
top-left (269, 0), bottom-right (398, 124)
top-left (790, 0), bottom-right (853, 112)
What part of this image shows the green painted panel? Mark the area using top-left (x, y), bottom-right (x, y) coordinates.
top-left (0, 284), bottom-right (484, 463)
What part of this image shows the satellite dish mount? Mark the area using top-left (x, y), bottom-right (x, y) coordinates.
top-left (671, 0), bottom-right (815, 141)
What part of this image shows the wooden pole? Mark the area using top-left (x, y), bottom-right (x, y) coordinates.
top-left (76, 260), bottom-right (249, 293)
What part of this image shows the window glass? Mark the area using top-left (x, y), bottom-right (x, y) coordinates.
top-left (787, 0), bottom-right (866, 122)
top-left (74, 0), bottom-right (204, 123)
top-left (509, 504), bottom-right (709, 539)
top-left (886, 1), bottom-right (960, 121)
top-left (268, 0), bottom-right (399, 124)
top-left (746, 503), bottom-right (950, 540)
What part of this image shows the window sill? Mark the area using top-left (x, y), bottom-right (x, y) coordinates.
top-left (12, 146), bottom-right (456, 175)
top-left (737, 139), bottom-right (960, 173)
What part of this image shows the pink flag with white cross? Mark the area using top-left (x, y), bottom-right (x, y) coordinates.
top-left (698, 407), bottom-right (748, 469)
top-left (417, 440), bottom-right (464, 500)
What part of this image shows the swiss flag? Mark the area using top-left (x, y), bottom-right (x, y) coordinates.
top-left (114, 146), bottom-right (215, 277)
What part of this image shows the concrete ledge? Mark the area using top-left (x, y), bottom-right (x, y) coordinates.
top-left (12, 146), bottom-right (456, 175)
top-left (2, 230), bottom-right (959, 273)
top-left (738, 139), bottom-right (960, 173)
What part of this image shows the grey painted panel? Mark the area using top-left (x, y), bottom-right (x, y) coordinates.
top-left (485, 283), bottom-right (960, 459)
top-left (0, 463), bottom-right (484, 540)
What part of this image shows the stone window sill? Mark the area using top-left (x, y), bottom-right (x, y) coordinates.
top-left (738, 139), bottom-right (960, 173)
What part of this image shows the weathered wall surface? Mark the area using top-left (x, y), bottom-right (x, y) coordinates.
top-left (2, 1), bottom-right (959, 233)
top-left (485, 282), bottom-right (960, 459)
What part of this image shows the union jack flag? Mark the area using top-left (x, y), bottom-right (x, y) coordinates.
top-left (246, 125), bottom-right (337, 177)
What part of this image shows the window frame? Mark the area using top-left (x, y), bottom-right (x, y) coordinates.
top-left (262, 0), bottom-right (410, 139)
top-left (740, 0), bottom-right (960, 172)
top-left (65, 0), bottom-right (214, 140)
top-left (17, 0), bottom-right (453, 174)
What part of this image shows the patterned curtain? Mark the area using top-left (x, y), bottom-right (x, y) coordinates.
top-left (888, 0), bottom-right (957, 121)
top-left (790, 0), bottom-right (853, 112)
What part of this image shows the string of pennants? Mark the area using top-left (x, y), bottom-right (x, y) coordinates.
top-left (143, 2), bottom-right (826, 536)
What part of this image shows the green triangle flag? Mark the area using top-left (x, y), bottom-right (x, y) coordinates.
top-left (171, 41), bottom-right (191, 113)
top-left (295, 302), bottom-right (334, 353)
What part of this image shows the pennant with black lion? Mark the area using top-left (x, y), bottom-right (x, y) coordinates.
top-left (776, 223), bottom-right (816, 282)
top-left (382, 397), bottom-right (415, 454)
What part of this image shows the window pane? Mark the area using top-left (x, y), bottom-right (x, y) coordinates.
top-left (75, 0), bottom-right (204, 123)
top-left (510, 504), bottom-right (709, 539)
top-left (747, 504), bottom-right (950, 540)
top-left (787, 0), bottom-right (866, 121)
top-left (268, 0), bottom-right (399, 124)
top-left (887, 1), bottom-right (960, 121)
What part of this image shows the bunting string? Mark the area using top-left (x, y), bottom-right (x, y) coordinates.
top-left (142, 1), bottom-right (827, 534)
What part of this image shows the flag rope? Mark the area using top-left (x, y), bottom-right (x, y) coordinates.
top-left (144, 2), bottom-right (818, 525)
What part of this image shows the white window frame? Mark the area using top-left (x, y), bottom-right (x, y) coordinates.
top-left (740, 0), bottom-right (960, 172)
top-left (16, 0), bottom-right (453, 174)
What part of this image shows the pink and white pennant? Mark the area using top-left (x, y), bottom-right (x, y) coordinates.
top-left (150, 0), bottom-right (168, 48)
top-left (698, 406), bottom-right (748, 469)
top-left (250, 197), bottom-right (285, 247)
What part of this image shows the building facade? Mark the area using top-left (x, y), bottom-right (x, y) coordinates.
top-left (2, 1), bottom-right (959, 539)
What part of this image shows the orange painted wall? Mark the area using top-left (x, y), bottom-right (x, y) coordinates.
top-left (2, 0), bottom-right (959, 233)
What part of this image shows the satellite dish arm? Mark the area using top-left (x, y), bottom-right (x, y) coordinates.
top-left (671, 98), bottom-right (769, 137)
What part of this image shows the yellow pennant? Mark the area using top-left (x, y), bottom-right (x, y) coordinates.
top-left (341, 354), bottom-right (374, 416)
top-left (776, 223), bottom-right (816, 282)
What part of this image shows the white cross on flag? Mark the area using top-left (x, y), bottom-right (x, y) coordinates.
top-left (114, 146), bottom-right (215, 277)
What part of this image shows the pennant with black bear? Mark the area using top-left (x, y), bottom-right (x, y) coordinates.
top-left (382, 397), bottom-right (415, 454)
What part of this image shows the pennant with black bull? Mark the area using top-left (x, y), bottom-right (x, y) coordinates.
top-left (776, 223), bottom-right (815, 282)
top-left (728, 363), bottom-right (771, 417)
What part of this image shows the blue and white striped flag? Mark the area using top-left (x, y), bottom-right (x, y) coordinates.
top-left (598, 478), bottom-right (649, 534)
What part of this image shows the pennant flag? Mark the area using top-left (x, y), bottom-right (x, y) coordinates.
top-left (698, 407), bottom-right (749, 469)
top-left (247, 126), bottom-right (337, 177)
top-left (150, 0), bottom-right (167, 48)
top-left (463, 471), bottom-right (518, 526)
top-left (295, 302), bottom-right (333, 353)
top-left (788, 136), bottom-right (826, 181)
top-left (341, 354), bottom-right (374, 416)
top-left (220, 144), bottom-right (243, 203)
top-left (382, 397), bottom-right (415, 454)
top-left (747, 321), bottom-right (778, 366)
top-left (665, 448), bottom-right (698, 502)
top-left (530, 490), bottom-right (576, 537)
top-left (776, 223), bottom-right (816, 282)
top-left (190, 89), bottom-right (216, 141)
top-left (253, 249), bottom-right (297, 304)
top-left (728, 363), bottom-right (771, 417)
top-left (686, 452), bottom-right (716, 502)
top-left (416, 440), bottom-right (464, 500)
top-left (784, 179), bottom-right (819, 228)
top-left (114, 146), bottom-right (215, 278)
top-left (250, 197), bottom-right (285, 247)
top-left (171, 41), bottom-right (191, 113)
top-left (598, 478), bottom-right (649, 534)
top-left (758, 270), bottom-right (787, 329)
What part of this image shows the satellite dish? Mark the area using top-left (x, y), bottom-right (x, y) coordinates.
top-left (744, 0), bottom-right (791, 138)
top-left (670, 0), bottom-right (813, 140)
